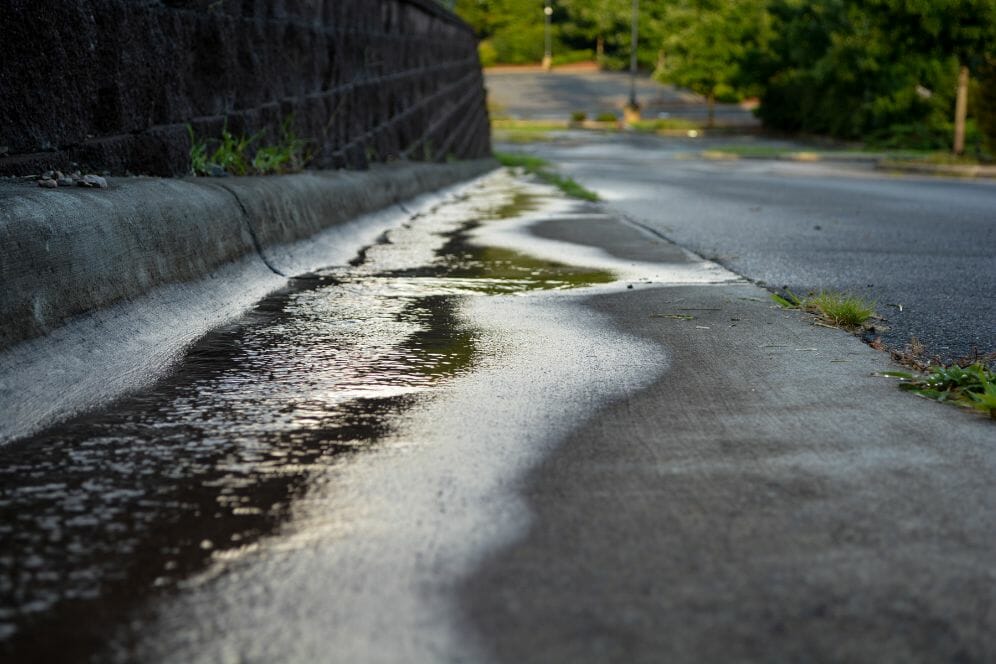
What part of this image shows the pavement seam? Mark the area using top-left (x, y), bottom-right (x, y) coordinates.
top-left (212, 181), bottom-right (288, 277)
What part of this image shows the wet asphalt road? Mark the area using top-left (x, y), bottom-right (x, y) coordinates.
top-left (510, 132), bottom-right (996, 362)
top-left (2, 169), bottom-right (994, 663)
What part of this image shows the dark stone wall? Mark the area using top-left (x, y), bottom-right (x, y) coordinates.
top-left (0, 0), bottom-right (491, 176)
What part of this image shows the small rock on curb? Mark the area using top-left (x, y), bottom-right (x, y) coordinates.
top-left (77, 174), bottom-right (108, 188)
top-left (37, 178), bottom-right (58, 188)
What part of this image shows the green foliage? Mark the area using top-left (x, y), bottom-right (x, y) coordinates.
top-left (494, 152), bottom-right (550, 171)
top-left (653, 0), bottom-right (773, 120)
top-left (495, 151), bottom-right (600, 201)
top-left (976, 57), bottom-right (996, 153)
top-left (771, 289), bottom-right (876, 329)
top-left (770, 290), bottom-right (802, 309)
top-left (751, 0), bottom-right (996, 146)
top-left (188, 118), bottom-right (311, 177)
top-left (881, 363), bottom-right (996, 419)
top-left (217, 129), bottom-right (258, 176)
top-left (457, 0), bottom-right (996, 148)
top-left (552, 49), bottom-right (597, 66)
top-left (188, 125), bottom-right (208, 176)
top-left (629, 118), bottom-right (702, 133)
top-left (478, 40), bottom-right (499, 67)
top-left (805, 291), bottom-right (877, 328)
top-left (251, 117), bottom-right (310, 175)
top-left (457, 0), bottom-right (548, 64)
top-left (492, 22), bottom-right (547, 64)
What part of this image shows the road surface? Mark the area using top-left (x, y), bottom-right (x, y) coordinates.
top-left (506, 132), bottom-right (996, 363)
top-left (485, 66), bottom-right (758, 125)
top-left (2, 169), bottom-right (993, 663)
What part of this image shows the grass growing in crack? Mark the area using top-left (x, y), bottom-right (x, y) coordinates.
top-left (771, 289), bottom-right (876, 329)
top-left (188, 117), bottom-right (311, 176)
top-left (879, 363), bottom-right (996, 419)
top-left (494, 151), bottom-right (599, 202)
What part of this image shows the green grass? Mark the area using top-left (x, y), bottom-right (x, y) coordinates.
top-left (188, 117), bottom-right (311, 176)
top-left (879, 363), bottom-right (996, 419)
top-left (805, 291), bottom-right (877, 328)
top-left (703, 145), bottom-right (796, 158)
top-left (492, 120), bottom-right (569, 131)
top-left (882, 151), bottom-right (989, 166)
top-left (629, 118), bottom-right (702, 133)
top-left (493, 129), bottom-right (556, 144)
top-left (771, 290), bottom-right (876, 329)
top-left (700, 145), bottom-right (862, 161)
top-left (494, 151), bottom-right (600, 202)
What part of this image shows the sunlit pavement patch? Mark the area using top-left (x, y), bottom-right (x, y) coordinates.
top-left (1, 168), bottom-right (696, 661)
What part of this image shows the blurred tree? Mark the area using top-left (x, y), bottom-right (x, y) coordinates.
top-left (654, 0), bottom-right (773, 126)
top-left (557, 0), bottom-right (628, 65)
top-left (752, 0), bottom-right (985, 149)
top-left (977, 56), bottom-right (996, 153)
top-left (863, 0), bottom-right (996, 153)
top-left (454, 0), bottom-right (995, 151)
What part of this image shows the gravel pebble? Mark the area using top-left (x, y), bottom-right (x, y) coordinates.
top-left (78, 174), bottom-right (108, 188)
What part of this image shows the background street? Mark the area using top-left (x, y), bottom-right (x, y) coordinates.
top-left (493, 127), bottom-right (995, 362)
top-left (486, 65), bottom-right (759, 126)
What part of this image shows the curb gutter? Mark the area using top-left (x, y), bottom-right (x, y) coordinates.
top-left (0, 159), bottom-right (497, 444)
top-left (876, 159), bottom-right (996, 178)
top-left (0, 160), bottom-right (496, 351)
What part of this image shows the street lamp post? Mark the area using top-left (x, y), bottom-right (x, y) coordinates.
top-left (625, 0), bottom-right (641, 122)
top-left (543, 1), bottom-right (553, 71)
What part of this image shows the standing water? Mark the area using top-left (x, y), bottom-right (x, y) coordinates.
top-left (0, 174), bottom-right (616, 661)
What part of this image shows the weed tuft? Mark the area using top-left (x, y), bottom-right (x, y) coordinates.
top-left (188, 117), bottom-right (311, 177)
top-left (494, 151), bottom-right (599, 202)
top-left (771, 289), bottom-right (876, 330)
top-left (188, 125), bottom-right (209, 175)
top-left (806, 291), bottom-right (877, 328)
top-left (252, 117), bottom-right (311, 175)
top-left (879, 363), bottom-right (996, 419)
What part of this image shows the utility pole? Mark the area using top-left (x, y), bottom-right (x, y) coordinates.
top-left (954, 65), bottom-right (969, 155)
top-left (625, 0), bottom-right (641, 122)
top-left (543, 1), bottom-right (553, 71)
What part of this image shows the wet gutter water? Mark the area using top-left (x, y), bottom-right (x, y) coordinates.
top-left (0, 173), bottom-right (617, 661)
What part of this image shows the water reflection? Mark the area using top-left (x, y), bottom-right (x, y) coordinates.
top-left (0, 180), bottom-right (616, 661)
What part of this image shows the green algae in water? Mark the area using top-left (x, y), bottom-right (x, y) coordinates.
top-left (490, 190), bottom-right (540, 220)
top-left (443, 246), bottom-right (614, 295)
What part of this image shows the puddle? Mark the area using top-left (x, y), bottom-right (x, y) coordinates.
top-left (0, 174), bottom-right (622, 661)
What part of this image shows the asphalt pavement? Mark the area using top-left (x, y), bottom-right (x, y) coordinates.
top-left (485, 66), bottom-right (758, 125)
top-left (506, 132), bottom-right (996, 363)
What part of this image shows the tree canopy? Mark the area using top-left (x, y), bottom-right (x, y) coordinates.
top-left (456, 0), bottom-right (996, 151)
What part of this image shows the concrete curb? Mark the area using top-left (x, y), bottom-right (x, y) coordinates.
top-left (0, 160), bottom-right (496, 351)
top-left (699, 150), bottom-right (880, 163)
top-left (0, 159), bottom-right (497, 444)
top-left (876, 159), bottom-right (996, 178)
